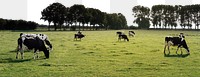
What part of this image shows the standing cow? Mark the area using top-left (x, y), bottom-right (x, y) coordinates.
top-left (164, 33), bottom-right (190, 55)
top-left (129, 31), bottom-right (135, 37)
top-left (17, 33), bottom-right (52, 59)
top-left (118, 34), bottom-right (129, 41)
top-left (74, 31), bottom-right (85, 41)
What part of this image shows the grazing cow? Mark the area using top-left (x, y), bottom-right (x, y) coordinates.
top-left (118, 34), bottom-right (129, 41)
top-left (164, 33), bottom-right (190, 55)
top-left (17, 33), bottom-right (52, 59)
top-left (129, 31), bottom-right (135, 37)
top-left (74, 34), bottom-right (85, 41)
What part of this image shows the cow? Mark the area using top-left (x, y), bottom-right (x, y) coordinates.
top-left (118, 34), bottom-right (129, 41)
top-left (74, 34), bottom-right (85, 41)
top-left (129, 31), bottom-right (135, 37)
top-left (164, 33), bottom-right (190, 55)
top-left (17, 33), bottom-right (52, 59)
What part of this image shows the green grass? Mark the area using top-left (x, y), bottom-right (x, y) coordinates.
top-left (0, 30), bottom-right (200, 77)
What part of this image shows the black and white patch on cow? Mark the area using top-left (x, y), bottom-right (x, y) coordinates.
top-left (17, 33), bottom-right (52, 59)
top-left (118, 34), bottom-right (129, 41)
top-left (164, 36), bottom-right (190, 55)
top-left (129, 31), bottom-right (135, 37)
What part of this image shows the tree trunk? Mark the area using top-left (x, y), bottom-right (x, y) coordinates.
top-left (87, 24), bottom-right (89, 31)
top-left (48, 22), bottom-right (50, 31)
top-left (79, 22), bottom-right (81, 31)
top-left (54, 23), bottom-right (57, 31)
top-left (82, 23), bottom-right (85, 31)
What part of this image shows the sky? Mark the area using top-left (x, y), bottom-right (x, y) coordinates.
top-left (0, 0), bottom-right (200, 26)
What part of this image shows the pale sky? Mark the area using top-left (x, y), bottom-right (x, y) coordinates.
top-left (83, 0), bottom-right (110, 13)
top-left (0, 0), bottom-right (200, 26)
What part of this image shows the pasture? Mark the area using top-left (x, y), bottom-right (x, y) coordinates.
top-left (0, 30), bottom-right (200, 77)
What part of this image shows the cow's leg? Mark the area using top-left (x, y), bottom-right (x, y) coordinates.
top-left (180, 47), bottom-right (183, 55)
top-left (16, 46), bottom-right (20, 59)
top-left (20, 50), bottom-right (24, 59)
top-left (18, 45), bottom-right (24, 59)
top-left (33, 49), bottom-right (38, 59)
top-left (176, 44), bottom-right (181, 54)
top-left (16, 51), bottom-right (19, 59)
top-left (176, 47), bottom-right (179, 54)
top-left (167, 42), bottom-right (170, 54)
top-left (74, 35), bottom-right (77, 41)
top-left (36, 50), bottom-right (39, 59)
top-left (17, 38), bottom-right (23, 59)
top-left (164, 43), bottom-right (167, 55)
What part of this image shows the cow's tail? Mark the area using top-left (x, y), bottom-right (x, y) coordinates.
top-left (16, 37), bottom-right (23, 59)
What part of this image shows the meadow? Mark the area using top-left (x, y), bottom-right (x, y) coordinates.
top-left (0, 30), bottom-right (200, 77)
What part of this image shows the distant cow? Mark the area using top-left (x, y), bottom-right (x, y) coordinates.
top-left (17, 33), bottom-right (52, 59)
top-left (118, 34), bottom-right (129, 41)
top-left (129, 31), bottom-right (135, 37)
top-left (74, 34), bottom-right (85, 41)
top-left (164, 35), bottom-right (190, 55)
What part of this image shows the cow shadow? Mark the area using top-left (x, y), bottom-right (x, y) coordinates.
top-left (9, 50), bottom-right (32, 53)
top-left (164, 54), bottom-right (190, 58)
top-left (74, 40), bottom-right (82, 42)
top-left (0, 50), bottom-right (33, 63)
top-left (0, 58), bottom-right (32, 63)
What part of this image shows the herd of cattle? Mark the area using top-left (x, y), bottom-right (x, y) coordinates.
top-left (16, 31), bottom-right (190, 59)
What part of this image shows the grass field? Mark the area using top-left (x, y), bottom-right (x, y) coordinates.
top-left (0, 30), bottom-right (200, 77)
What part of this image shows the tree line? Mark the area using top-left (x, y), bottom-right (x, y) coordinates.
top-left (41, 2), bottom-right (127, 31)
top-left (133, 4), bottom-right (200, 29)
top-left (0, 18), bottom-right (38, 30)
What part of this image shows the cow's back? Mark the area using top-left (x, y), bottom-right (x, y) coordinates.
top-left (165, 36), bottom-right (181, 46)
top-left (23, 38), bottom-right (37, 50)
top-left (172, 37), bottom-right (181, 45)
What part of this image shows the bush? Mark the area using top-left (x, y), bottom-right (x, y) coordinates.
top-left (0, 18), bottom-right (38, 30)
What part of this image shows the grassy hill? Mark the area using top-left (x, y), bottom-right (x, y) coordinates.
top-left (0, 30), bottom-right (200, 77)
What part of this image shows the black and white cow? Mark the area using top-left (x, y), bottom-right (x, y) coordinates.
top-left (17, 33), bottom-right (52, 59)
top-left (74, 34), bottom-right (85, 41)
top-left (129, 31), bottom-right (135, 37)
top-left (118, 34), bottom-right (129, 41)
top-left (164, 34), bottom-right (190, 55)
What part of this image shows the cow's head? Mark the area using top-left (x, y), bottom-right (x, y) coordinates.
top-left (43, 49), bottom-right (49, 59)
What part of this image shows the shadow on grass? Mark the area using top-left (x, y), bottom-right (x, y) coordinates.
top-left (9, 50), bottom-right (32, 53)
top-left (164, 54), bottom-right (190, 58)
top-left (0, 58), bottom-right (32, 63)
top-left (73, 40), bottom-right (82, 42)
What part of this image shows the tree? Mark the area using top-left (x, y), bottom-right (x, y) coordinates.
top-left (41, 2), bottom-right (66, 31)
top-left (69, 4), bottom-right (86, 31)
top-left (0, 18), bottom-right (6, 30)
top-left (84, 8), bottom-right (92, 30)
top-left (133, 5), bottom-right (150, 29)
top-left (118, 13), bottom-right (127, 29)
